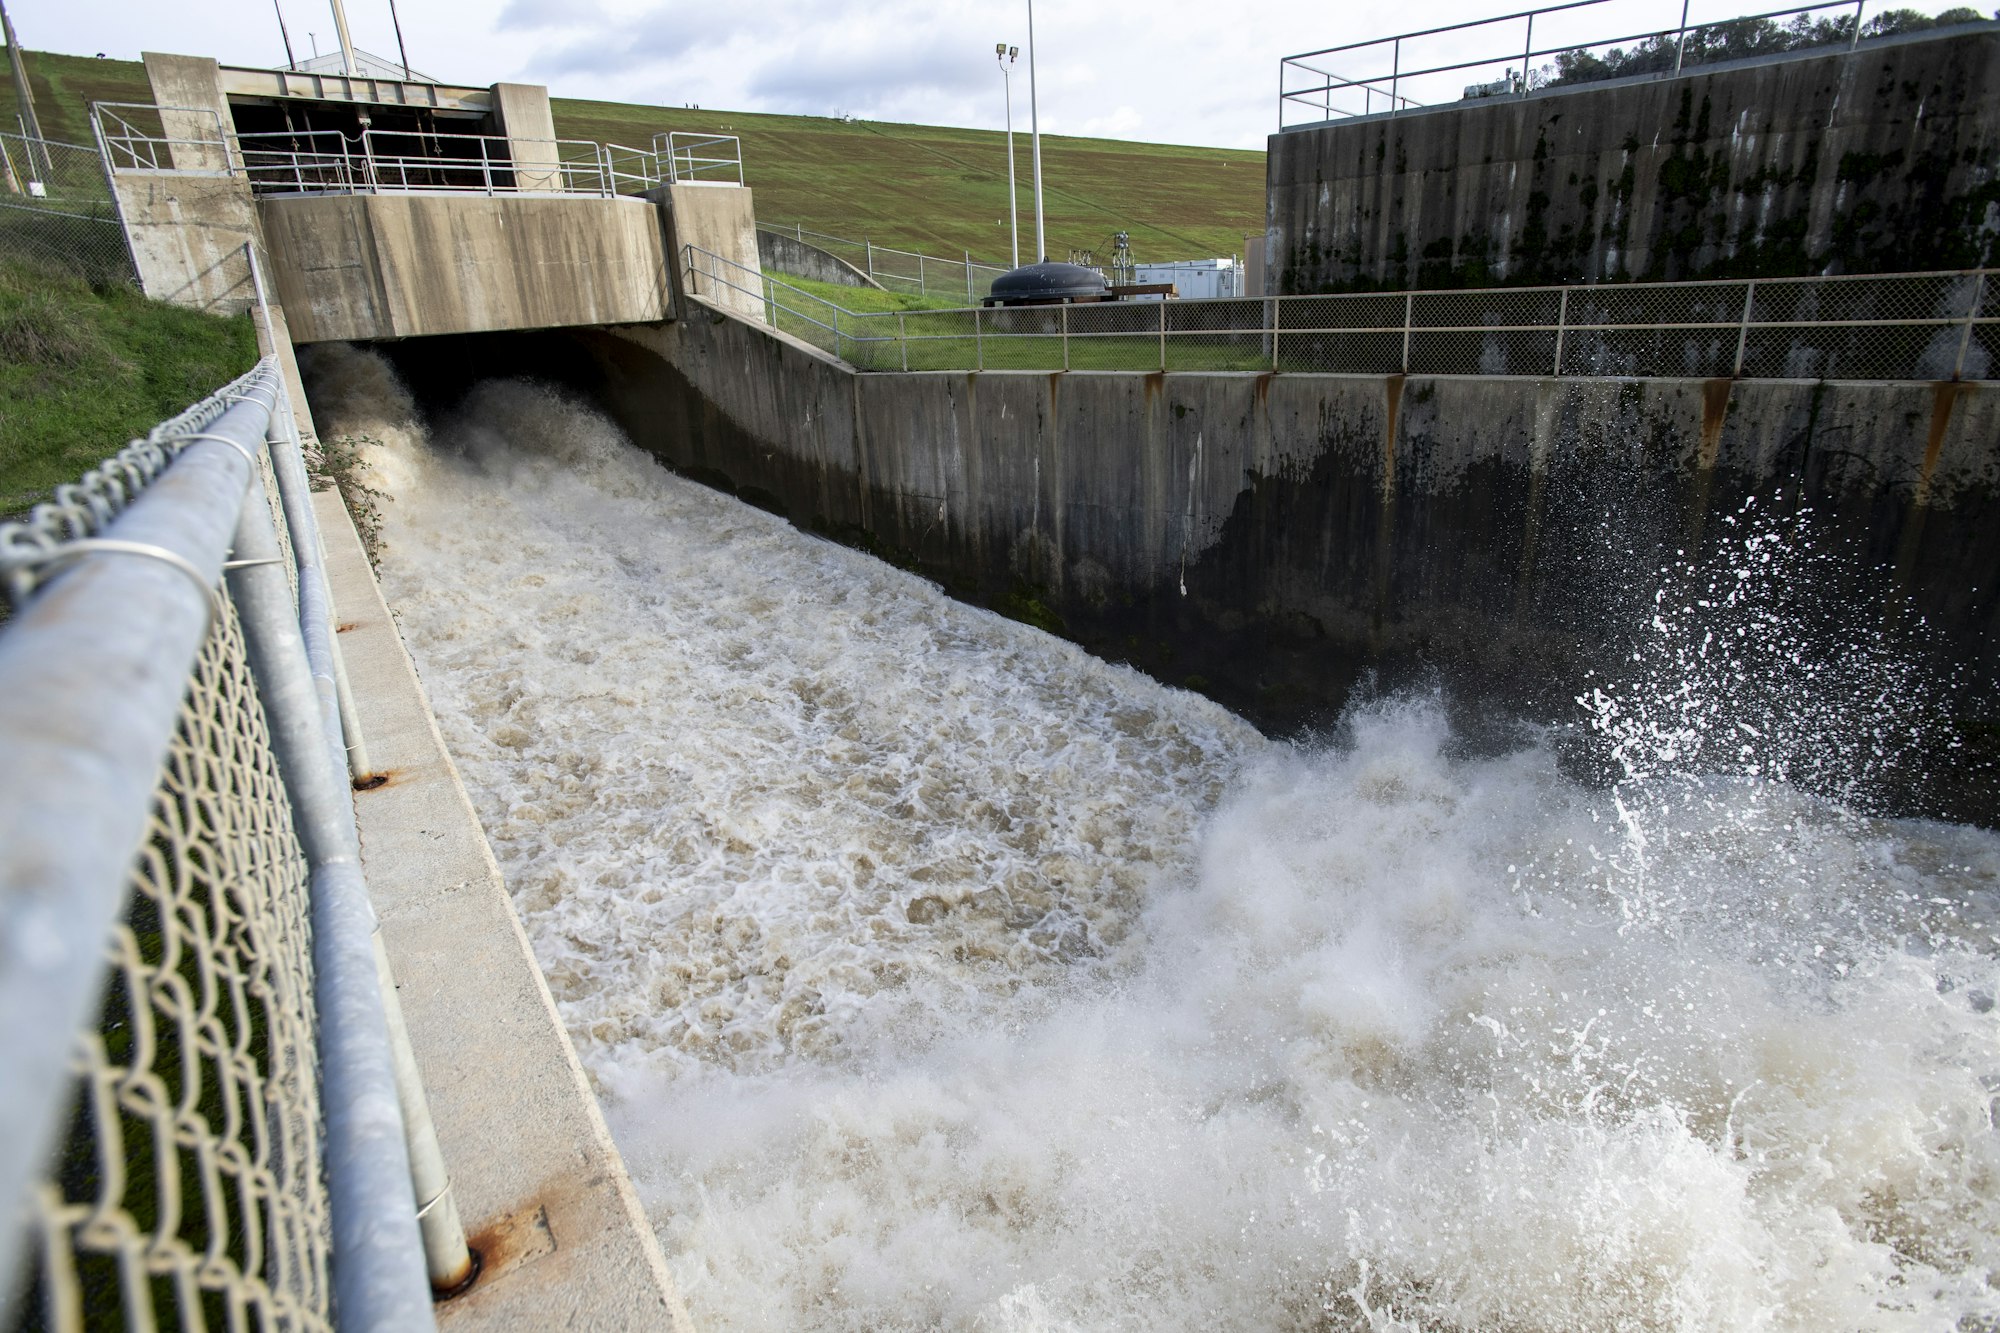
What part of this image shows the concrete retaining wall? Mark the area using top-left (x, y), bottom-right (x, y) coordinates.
top-left (660, 183), bottom-right (764, 321)
top-left (432, 301), bottom-right (1994, 818)
top-left (112, 172), bottom-right (261, 313)
top-left (260, 193), bottom-right (671, 342)
top-left (1269, 25), bottom-right (2000, 291)
top-left (757, 228), bottom-right (883, 289)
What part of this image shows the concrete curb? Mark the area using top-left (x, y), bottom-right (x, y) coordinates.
top-left (315, 490), bottom-right (693, 1332)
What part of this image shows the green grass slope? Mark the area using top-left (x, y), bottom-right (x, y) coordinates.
top-left (0, 47), bottom-right (1264, 266)
top-left (0, 258), bottom-right (258, 514)
top-left (553, 98), bottom-right (1266, 264)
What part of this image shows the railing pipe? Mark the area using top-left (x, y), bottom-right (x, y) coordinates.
top-left (1402, 291), bottom-right (1415, 370)
top-left (1851, 0), bottom-right (1866, 48)
top-left (1522, 14), bottom-right (1534, 94)
top-left (1733, 279), bottom-right (1758, 375)
top-left (1954, 271), bottom-right (1985, 378)
top-left (262, 369), bottom-right (472, 1295)
top-left (1675, 0), bottom-right (1692, 73)
top-left (0, 393), bottom-right (272, 1302)
top-left (223, 420), bottom-right (439, 1330)
top-left (1553, 285), bottom-right (1569, 374)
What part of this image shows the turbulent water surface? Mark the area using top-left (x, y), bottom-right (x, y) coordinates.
top-left (308, 347), bottom-right (1999, 1332)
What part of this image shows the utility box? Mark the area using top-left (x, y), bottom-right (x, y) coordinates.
top-left (1131, 257), bottom-right (1239, 300)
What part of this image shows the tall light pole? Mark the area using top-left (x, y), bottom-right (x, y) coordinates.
top-left (995, 43), bottom-right (1019, 270)
top-left (1027, 0), bottom-right (1046, 263)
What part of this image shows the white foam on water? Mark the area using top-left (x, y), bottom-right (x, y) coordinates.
top-left (306, 346), bottom-right (2000, 1332)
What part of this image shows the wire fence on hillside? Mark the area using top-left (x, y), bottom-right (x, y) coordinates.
top-left (0, 133), bottom-right (135, 285)
top-left (686, 243), bottom-right (1997, 380)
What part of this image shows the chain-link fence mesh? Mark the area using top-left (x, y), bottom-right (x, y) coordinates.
top-left (0, 136), bottom-right (134, 287)
top-left (686, 247), bottom-right (1997, 382)
top-left (0, 371), bottom-right (344, 1331)
top-left (12, 592), bottom-right (332, 1333)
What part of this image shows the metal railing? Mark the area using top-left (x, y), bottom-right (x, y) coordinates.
top-left (0, 343), bottom-right (463, 1327)
top-left (756, 220), bottom-right (1010, 302)
top-left (94, 102), bottom-right (626, 198)
top-left (655, 132), bottom-right (743, 186)
top-left (1279, 0), bottom-right (1994, 126)
top-left (686, 243), bottom-right (1998, 380)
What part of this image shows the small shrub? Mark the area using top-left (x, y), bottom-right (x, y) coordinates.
top-left (307, 433), bottom-right (387, 567)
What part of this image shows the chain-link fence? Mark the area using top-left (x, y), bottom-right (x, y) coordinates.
top-left (688, 246), bottom-right (1997, 382)
top-left (0, 360), bottom-right (446, 1331)
top-left (0, 134), bottom-right (134, 286)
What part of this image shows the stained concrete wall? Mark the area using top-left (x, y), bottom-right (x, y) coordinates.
top-left (660, 183), bottom-right (764, 321)
top-left (1269, 25), bottom-right (2000, 292)
top-left (141, 53), bottom-right (234, 173)
top-left (489, 82), bottom-right (562, 193)
top-left (111, 172), bottom-right (261, 313)
top-left (757, 228), bottom-right (882, 289)
top-left (409, 302), bottom-right (1996, 818)
top-left (260, 193), bottom-right (671, 342)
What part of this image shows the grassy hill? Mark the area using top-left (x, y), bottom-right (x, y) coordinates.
top-left (0, 256), bottom-right (257, 515)
top-left (0, 47), bottom-right (1265, 266)
top-left (552, 99), bottom-right (1265, 264)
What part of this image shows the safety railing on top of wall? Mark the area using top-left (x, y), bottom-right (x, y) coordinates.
top-left (756, 220), bottom-right (1009, 303)
top-left (654, 132), bottom-right (744, 187)
top-left (685, 243), bottom-right (1999, 380)
top-left (91, 102), bottom-right (654, 200)
top-left (1278, 0), bottom-right (1996, 127)
top-left (0, 327), bottom-right (467, 1327)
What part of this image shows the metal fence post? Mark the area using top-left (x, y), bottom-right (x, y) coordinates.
top-left (1675, 0), bottom-right (1692, 73)
top-left (1851, 0), bottom-right (1866, 48)
top-left (1954, 270), bottom-right (1986, 379)
top-left (1553, 285), bottom-right (1569, 376)
top-left (1402, 291), bottom-right (1414, 371)
top-left (975, 305), bottom-right (984, 370)
top-left (1732, 279), bottom-right (1757, 376)
top-left (1522, 14), bottom-right (1534, 94)
top-left (1159, 299), bottom-right (1168, 371)
top-left (1062, 303), bottom-right (1071, 371)
top-left (918, 252), bottom-right (926, 295)
top-left (966, 250), bottom-right (974, 303)
top-left (900, 311), bottom-right (909, 371)
top-left (866, 237), bottom-right (874, 279)
top-left (1272, 295), bottom-right (1282, 372)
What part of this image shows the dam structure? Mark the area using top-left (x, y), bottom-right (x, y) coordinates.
top-left (3, 5), bottom-right (1999, 1328)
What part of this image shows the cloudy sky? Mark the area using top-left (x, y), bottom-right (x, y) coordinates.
top-left (18, 0), bottom-right (1983, 148)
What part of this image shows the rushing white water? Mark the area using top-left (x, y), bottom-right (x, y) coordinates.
top-left (306, 346), bottom-right (2000, 1332)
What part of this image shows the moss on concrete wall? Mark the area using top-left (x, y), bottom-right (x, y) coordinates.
top-left (1269, 26), bottom-right (2000, 293)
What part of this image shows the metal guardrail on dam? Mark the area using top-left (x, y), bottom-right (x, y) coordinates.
top-left (685, 243), bottom-right (1997, 380)
top-left (0, 354), bottom-right (465, 1328)
top-left (758, 220), bottom-right (1010, 302)
top-left (1278, 0), bottom-right (1978, 126)
top-left (91, 103), bottom-right (738, 201)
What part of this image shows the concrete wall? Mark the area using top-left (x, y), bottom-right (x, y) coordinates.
top-left (489, 82), bottom-right (562, 193)
top-left (424, 306), bottom-right (1996, 819)
top-left (757, 228), bottom-right (883, 289)
top-left (660, 183), bottom-right (764, 321)
top-left (111, 172), bottom-right (261, 313)
top-left (1269, 26), bottom-right (2000, 292)
top-left (141, 53), bottom-right (234, 173)
top-left (260, 193), bottom-right (671, 342)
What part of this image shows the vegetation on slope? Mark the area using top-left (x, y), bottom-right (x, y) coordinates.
top-left (0, 257), bottom-right (258, 514)
top-left (552, 97), bottom-right (1265, 265)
